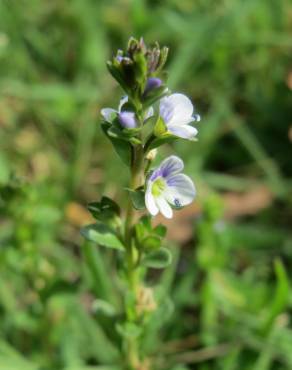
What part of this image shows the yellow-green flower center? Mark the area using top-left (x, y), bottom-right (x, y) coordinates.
top-left (151, 177), bottom-right (166, 197)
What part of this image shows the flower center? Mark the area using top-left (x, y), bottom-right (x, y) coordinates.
top-left (151, 177), bottom-right (166, 197)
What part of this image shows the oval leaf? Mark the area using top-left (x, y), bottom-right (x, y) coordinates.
top-left (126, 188), bottom-right (145, 210)
top-left (142, 235), bottom-right (162, 250)
top-left (81, 223), bottom-right (125, 251)
top-left (142, 247), bottom-right (172, 269)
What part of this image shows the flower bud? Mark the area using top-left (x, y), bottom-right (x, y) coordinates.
top-left (144, 77), bottom-right (162, 95)
top-left (118, 111), bottom-right (137, 129)
top-left (146, 148), bottom-right (157, 161)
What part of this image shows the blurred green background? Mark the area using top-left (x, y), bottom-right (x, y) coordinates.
top-left (0, 0), bottom-right (292, 369)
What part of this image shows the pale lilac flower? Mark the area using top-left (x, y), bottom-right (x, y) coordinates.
top-left (145, 155), bottom-right (196, 219)
top-left (159, 93), bottom-right (200, 140)
top-left (118, 111), bottom-right (136, 129)
top-left (101, 96), bottom-right (153, 128)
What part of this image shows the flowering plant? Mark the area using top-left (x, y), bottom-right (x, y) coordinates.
top-left (81, 37), bottom-right (200, 370)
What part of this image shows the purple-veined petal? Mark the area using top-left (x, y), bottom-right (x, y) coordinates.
top-left (145, 185), bottom-right (159, 216)
top-left (157, 155), bottom-right (184, 179)
top-left (168, 124), bottom-right (198, 139)
top-left (165, 174), bottom-right (196, 206)
top-left (101, 108), bottom-right (117, 122)
top-left (159, 96), bottom-right (175, 123)
top-left (155, 196), bottom-right (173, 219)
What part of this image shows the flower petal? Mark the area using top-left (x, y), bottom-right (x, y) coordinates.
top-left (164, 174), bottom-right (196, 206)
top-left (166, 94), bottom-right (193, 126)
top-left (159, 96), bottom-right (175, 123)
top-left (150, 155), bottom-right (184, 181)
top-left (156, 196), bottom-right (173, 219)
top-left (118, 96), bottom-right (128, 111)
top-left (145, 185), bottom-right (159, 216)
top-left (101, 108), bottom-right (117, 122)
top-left (168, 124), bottom-right (198, 139)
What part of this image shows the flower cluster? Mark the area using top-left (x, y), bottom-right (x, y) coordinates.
top-left (101, 38), bottom-right (200, 219)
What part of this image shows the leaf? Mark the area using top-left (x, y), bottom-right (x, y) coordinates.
top-left (147, 135), bottom-right (177, 151)
top-left (142, 235), bottom-right (162, 250)
top-left (135, 216), bottom-right (165, 250)
top-left (135, 215), bottom-right (151, 242)
top-left (116, 322), bottom-right (142, 339)
top-left (263, 259), bottom-right (289, 331)
top-left (106, 61), bottom-right (129, 94)
top-left (88, 196), bottom-right (120, 222)
top-left (81, 223), bottom-right (125, 251)
top-left (0, 340), bottom-right (39, 370)
top-left (92, 299), bottom-right (117, 317)
top-left (154, 224), bottom-right (167, 238)
top-left (142, 85), bottom-right (169, 108)
top-left (126, 188), bottom-right (145, 210)
top-left (101, 122), bottom-right (131, 166)
top-left (142, 247), bottom-right (172, 269)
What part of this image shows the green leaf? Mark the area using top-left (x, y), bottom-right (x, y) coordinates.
top-left (135, 216), bottom-right (166, 250)
top-left (106, 61), bottom-right (130, 94)
top-left (88, 196), bottom-right (120, 222)
top-left (81, 223), bottom-right (125, 251)
top-left (142, 85), bottom-right (169, 108)
top-left (105, 119), bottom-right (143, 148)
top-left (135, 215), bottom-right (151, 242)
top-left (263, 259), bottom-right (289, 331)
top-left (142, 247), bottom-right (172, 269)
top-left (147, 135), bottom-right (177, 151)
top-left (154, 224), bottom-right (167, 238)
top-left (142, 235), bottom-right (162, 250)
top-left (116, 322), bottom-right (142, 339)
top-left (126, 188), bottom-right (145, 210)
top-left (92, 299), bottom-right (117, 317)
top-left (101, 122), bottom-right (131, 166)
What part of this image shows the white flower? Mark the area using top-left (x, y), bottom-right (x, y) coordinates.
top-left (145, 155), bottom-right (196, 219)
top-left (101, 96), bottom-right (153, 127)
top-left (159, 93), bottom-right (200, 139)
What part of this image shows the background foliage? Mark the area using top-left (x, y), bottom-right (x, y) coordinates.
top-left (0, 0), bottom-right (292, 369)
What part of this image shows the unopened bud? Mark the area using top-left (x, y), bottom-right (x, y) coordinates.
top-left (144, 77), bottom-right (162, 95)
top-left (118, 111), bottom-right (137, 129)
top-left (146, 149), bottom-right (157, 161)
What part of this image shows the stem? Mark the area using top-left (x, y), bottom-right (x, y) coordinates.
top-left (124, 132), bottom-right (145, 369)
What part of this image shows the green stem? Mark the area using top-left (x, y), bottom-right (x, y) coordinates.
top-left (124, 142), bottom-right (145, 369)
